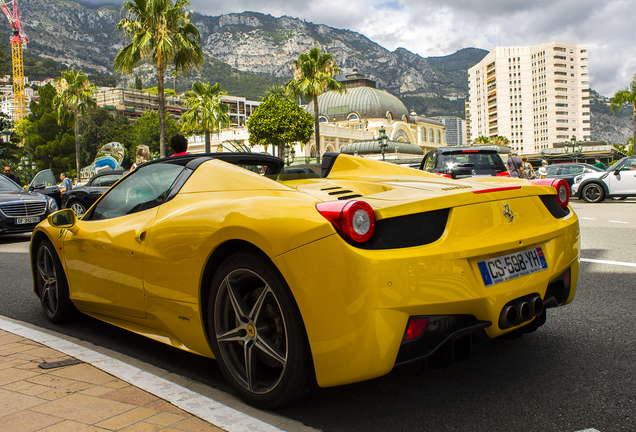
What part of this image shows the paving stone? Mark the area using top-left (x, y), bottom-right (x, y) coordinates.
top-left (26, 373), bottom-right (77, 388)
top-left (40, 420), bottom-right (112, 431)
top-left (144, 399), bottom-right (189, 416)
top-left (145, 411), bottom-right (188, 427)
top-left (170, 416), bottom-right (225, 432)
top-left (48, 363), bottom-right (118, 385)
top-left (100, 385), bottom-right (160, 406)
top-left (0, 367), bottom-right (40, 386)
top-left (37, 381), bottom-right (95, 400)
top-left (95, 406), bottom-right (161, 430)
top-left (0, 409), bottom-right (63, 432)
top-left (0, 387), bottom-right (44, 415)
top-left (32, 393), bottom-right (135, 424)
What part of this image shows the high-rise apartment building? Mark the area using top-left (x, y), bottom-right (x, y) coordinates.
top-left (467, 42), bottom-right (590, 154)
top-left (431, 116), bottom-right (466, 146)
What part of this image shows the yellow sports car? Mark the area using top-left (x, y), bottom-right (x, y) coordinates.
top-left (30, 152), bottom-right (579, 409)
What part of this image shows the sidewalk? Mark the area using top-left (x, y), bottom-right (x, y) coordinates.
top-left (0, 327), bottom-right (225, 432)
top-left (0, 317), bottom-right (299, 432)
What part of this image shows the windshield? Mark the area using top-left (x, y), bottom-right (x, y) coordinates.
top-left (0, 175), bottom-right (22, 192)
top-left (607, 158), bottom-right (627, 171)
top-left (439, 152), bottom-right (505, 170)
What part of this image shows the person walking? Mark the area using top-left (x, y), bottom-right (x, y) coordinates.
top-left (3, 165), bottom-right (22, 186)
top-left (506, 151), bottom-right (523, 178)
top-left (538, 160), bottom-right (548, 179)
top-left (170, 134), bottom-right (188, 156)
top-left (594, 158), bottom-right (605, 170)
top-left (59, 172), bottom-right (73, 193)
top-left (131, 145), bottom-right (151, 170)
top-left (521, 156), bottom-right (535, 179)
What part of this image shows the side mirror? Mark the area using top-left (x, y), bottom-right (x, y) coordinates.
top-left (614, 171), bottom-right (620, 177)
top-left (29, 182), bottom-right (45, 191)
top-left (48, 209), bottom-right (76, 229)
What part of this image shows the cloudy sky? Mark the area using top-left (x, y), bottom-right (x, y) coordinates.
top-left (81, 0), bottom-right (635, 96)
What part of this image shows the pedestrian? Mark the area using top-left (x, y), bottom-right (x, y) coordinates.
top-left (594, 158), bottom-right (605, 170)
top-left (506, 151), bottom-right (523, 178)
top-left (131, 145), bottom-right (151, 170)
top-left (170, 134), bottom-right (188, 157)
top-left (3, 165), bottom-right (22, 186)
top-left (538, 160), bottom-right (548, 179)
top-left (59, 172), bottom-right (73, 193)
top-left (521, 156), bottom-right (535, 179)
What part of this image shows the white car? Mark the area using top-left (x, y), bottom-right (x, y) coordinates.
top-left (571, 156), bottom-right (636, 202)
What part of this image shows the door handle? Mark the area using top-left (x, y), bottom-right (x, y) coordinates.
top-left (135, 231), bottom-right (147, 243)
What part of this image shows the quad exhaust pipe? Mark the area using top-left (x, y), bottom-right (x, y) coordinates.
top-left (499, 295), bottom-right (544, 329)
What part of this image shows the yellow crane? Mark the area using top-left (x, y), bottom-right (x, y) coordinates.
top-left (0, 0), bottom-right (28, 122)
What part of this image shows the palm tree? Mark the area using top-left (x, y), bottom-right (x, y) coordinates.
top-left (53, 69), bottom-right (98, 182)
top-left (286, 47), bottom-right (345, 162)
top-left (262, 85), bottom-right (292, 102)
top-left (180, 82), bottom-right (230, 153)
top-left (472, 135), bottom-right (491, 144)
top-left (491, 135), bottom-right (510, 146)
top-left (610, 73), bottom-right (636, 150)
top-left (114, 0), bottom-right (203, 158)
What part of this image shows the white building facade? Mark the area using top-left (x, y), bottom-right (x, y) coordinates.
top-left (467, 42), bottom-right (590, 155)
top-left (431, 116), bottom-right (466, 146)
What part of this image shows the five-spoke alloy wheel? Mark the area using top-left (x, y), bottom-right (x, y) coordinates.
top-left (581, 183), bottom-right (605, 203)
top-left (36, 239), bottom-right (76, 323)
top-left (208, 252), bottom-right (315, 409)
top-left (69, 201), bottom-right (86, 217)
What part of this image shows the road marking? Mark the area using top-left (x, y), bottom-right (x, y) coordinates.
top-left (581, 258), bottom-right (636, 267)
top-left (0, 316), bottom-right (289, 432)
top-left (579, 217), bottom-right (596, 220)
top-left (608, 220), bottom-right (629, 224)
top-left (574, 429), bottom-right (601, 432)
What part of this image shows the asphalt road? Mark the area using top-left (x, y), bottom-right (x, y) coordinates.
top-left (1, 199), bottom-right (635, 432)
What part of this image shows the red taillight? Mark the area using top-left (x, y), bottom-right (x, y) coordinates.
top-left (553, 179), bottom-right (570, 209)
top-left (529, 179), bottom-right (570, 208)
top-left (473, 186), bottom-right (521, 194)
top-left (316, 200), bottom-right (376, 243)
top-left (496, 171), bottom-right (510, 177)
top-left (563, 268), bottom-right (570, 287)
top-left (405, 317), bottom-right (428, 341)
top-left (434, 172), bottom-right (453, 178)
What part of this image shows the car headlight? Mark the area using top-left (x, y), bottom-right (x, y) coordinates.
top-left (47, 197), bottom-right (58, 212)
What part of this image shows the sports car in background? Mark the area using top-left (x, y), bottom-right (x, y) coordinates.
top-left (62, 170), bottom-right (127, 217)
top-left (30, 153), bottom-right (580, 408)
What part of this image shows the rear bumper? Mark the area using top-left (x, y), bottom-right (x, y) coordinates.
top-left (274, 197), bottom-right (580, 388)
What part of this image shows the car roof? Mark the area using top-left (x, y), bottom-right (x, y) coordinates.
top-left (436, 147), bottom-right (498, 154)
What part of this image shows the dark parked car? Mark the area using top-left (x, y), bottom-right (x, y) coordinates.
top-left (28, 169), bottom-right (62, 209)
top-left (418, 147), bottom-right (509, 178)
top-left (0, 174), bottom-right (58, 235)
top-left (62, 170), bottom-right (126, 216)
top-left (544, 163), bottom-right (602, 188)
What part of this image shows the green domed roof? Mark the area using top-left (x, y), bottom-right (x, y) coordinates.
top-left (305, 87), bottom-right (409, 122)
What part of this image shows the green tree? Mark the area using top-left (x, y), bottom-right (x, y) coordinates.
top-left (262, 85), bottom-right (292, 102)
top-left (21, 83), bottom-right (75, 176)
top-left (133, 110), bottom-right (180, 157)
top-left (472, 135), bottom-right (491, 144)
top-left (247, 97), bottom-right (314, 158)
top-left (53, 69), bottom-right (98, 182)
top-left (286, 47), bottom-right (345, 162)
top-left (79, 108), bottom-right (135, 168)
top-left (114, 0), bottom-right (203, 158)
top-left (491, 135), bottom-right (510, 146)
top-left (610, 73), bottom-right (636, 150)
top-left (135, 75), bottom-right (143, 90)
top-left (180, 82), bottom-right (230, 153)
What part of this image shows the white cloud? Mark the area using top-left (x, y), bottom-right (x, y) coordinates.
top-left (78, 0), bottom-right (636, 96)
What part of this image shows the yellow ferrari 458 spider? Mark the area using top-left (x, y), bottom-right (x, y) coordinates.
top-left (30, 152), bottom-right (579, 408)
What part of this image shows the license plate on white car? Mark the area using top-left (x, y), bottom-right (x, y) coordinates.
top-left (478, 247), bottom-right (548, 287)
top-left (15, 216), bottom-right (40, 225)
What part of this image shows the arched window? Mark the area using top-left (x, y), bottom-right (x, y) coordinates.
top-left (386, 112), bottom-right (393, 122)
top-left (347, 113), bottom-right (359, 121)
top-left (437, 130), bottom-right (441, 144)
top-left (429, 128), bottom-right (434, 142)
top-left (310, 147), bottom-right (316, 157)
top-left (422, 128), bottom-right (427, 142)
top-left (319, 116), bottom-right (328, 123)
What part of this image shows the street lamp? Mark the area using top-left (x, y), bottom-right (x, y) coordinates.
top-left (284, 144), bottom-right (296, 166)
top-left (18, 157), bottom-right (37, 184)
top-left (1, 129), bottom-right (10, 144)
top-left (378, 126), bottom-right (388, 161)
top-left (565, 135), bottom-right (583, 162)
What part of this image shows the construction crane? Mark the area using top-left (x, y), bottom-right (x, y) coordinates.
top-left (0, 0), bottom-right (28, 122)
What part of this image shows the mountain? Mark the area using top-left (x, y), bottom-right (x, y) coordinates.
top-left (2, 1), bottom-right (631, 144)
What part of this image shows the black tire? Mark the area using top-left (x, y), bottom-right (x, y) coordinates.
top-left (35, 239), bottom-right (77, 323)
top-left (68, 200), bottom-right (86, 217)
top-left (207, 252), bottom-right (316, 409)
top-left (581, 183), bottom-right (605, 203)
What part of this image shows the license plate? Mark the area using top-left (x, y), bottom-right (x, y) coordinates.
top-left (478, 247), bottom-right (548, 287)
top-left (15, 216), bottom-right (40, 225)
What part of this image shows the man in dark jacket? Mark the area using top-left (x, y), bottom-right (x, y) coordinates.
top-left (506, 152), bottom-right (523, 178)
top-left (3, 166), bottom-right (22, 186)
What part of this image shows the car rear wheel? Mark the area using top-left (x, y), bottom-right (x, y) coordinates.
top-left (581, 183), bottom-right (605, 203)
top-left (208, 252), bottom-right (316, 409)
top-left (69, 201), bottom-right (86, 217)
top-left (36, 239), bottom-right (77, 323)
